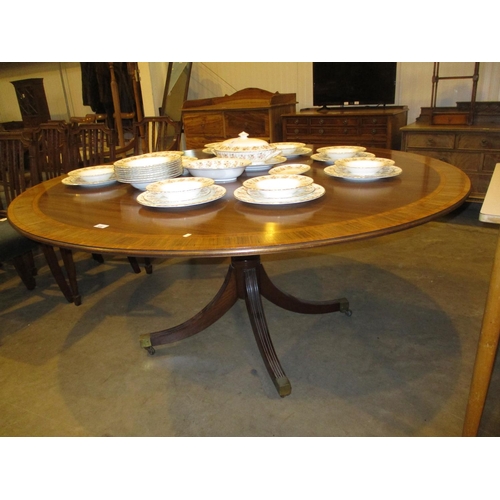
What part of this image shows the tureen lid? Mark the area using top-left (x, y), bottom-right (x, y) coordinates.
top-left (215, 132), bottom-right (274, 151)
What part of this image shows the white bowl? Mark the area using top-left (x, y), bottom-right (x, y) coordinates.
top-left (243, 174), bottom-right (313, 199)
top-left (316, 146), bottom-right (366, 160)
top-left (69, 165), bottom-right (115, 183)
top-left (270, 142), bottom-right (306, 155)
top-left (185, 158), bottom-right (251, 182)
top-left (213, 132), bottom-right (279, 163)
top-left (334, 157), bottom-right (395, 176)
top-left (146, 177), bottom-right (214, 202)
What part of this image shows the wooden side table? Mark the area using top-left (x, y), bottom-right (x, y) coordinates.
top-left (463, 163), bottom-right (500, 436)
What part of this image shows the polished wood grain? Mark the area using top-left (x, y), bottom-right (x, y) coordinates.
top-left (7, 148), bottom-right (471, 397)
top-left (8, 149), bottom-right (471, 259)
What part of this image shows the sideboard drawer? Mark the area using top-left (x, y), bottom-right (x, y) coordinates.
top-left (405, 133), bottom-right (455, 149)
top-left (361, 116), bottom-right (388, 127)
top-left (310, 117), bottom-right (358, 127)
top-left (310, 126), bottom-right (358, 137)
top-left (456, 133), bottom-right (500, 151)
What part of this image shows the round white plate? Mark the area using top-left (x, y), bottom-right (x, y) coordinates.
top-left (137, 185), bottom-right (226, 208)
top-left (62, 177), bottom-right (118, 187)
top-left (245, 156), bottom-right (287, 172)
top-left (234, 184), bottom-right (325, 205)
top-left (269, 164), bottom-right (311, 175)
top-left (324, 165), bottom-right (402, 181)
top-left (282, 147), bottom-right (312, 158)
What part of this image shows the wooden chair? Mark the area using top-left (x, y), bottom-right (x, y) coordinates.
top-left (133, 116), bottom-right (182, 155)
top-left (32, 121), bottom-right (71, 180)
top-left (68, 122), bottom-right (117, 168)
top-left (0, 130), bottom-right (39, 289)
top-left (68, 122), bottom-right (151, 275)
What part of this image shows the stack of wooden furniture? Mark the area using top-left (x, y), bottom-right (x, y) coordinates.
top-left (401, 102), bottom-right (500, 200)
top-left (182, 88), bottom-right (297, 149)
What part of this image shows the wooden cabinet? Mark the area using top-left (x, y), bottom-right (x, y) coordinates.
top-left (282, 106), bottom-right (408, 150)
top-left (401, 103), bottom-right (500, 200)
top-left (182, 88), bottom-right (297, 149)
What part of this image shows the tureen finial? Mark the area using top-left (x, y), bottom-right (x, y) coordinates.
top-left (238, 132), bottom-right (249, 140)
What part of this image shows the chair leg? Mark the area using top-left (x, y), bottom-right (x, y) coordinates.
top-left (12, 252), bottom-right (36, 290)
top-left (128, 257), bottom-right (142, 274)
top-left (144, 258), bottom-right (153, 274)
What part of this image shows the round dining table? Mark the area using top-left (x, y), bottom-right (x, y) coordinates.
top-left (8, 147), bottom-right (471, 397)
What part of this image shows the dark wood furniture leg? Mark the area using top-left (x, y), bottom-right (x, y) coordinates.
top-left (140, 255), bottom-right (351, 397)
top-left (41, 244), bottom-right (81, 305)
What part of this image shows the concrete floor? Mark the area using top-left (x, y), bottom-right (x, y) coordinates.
top-left (1, 202), bottom-right (499, 437)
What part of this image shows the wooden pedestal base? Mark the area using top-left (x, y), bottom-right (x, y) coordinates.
top-left (140, 255), bottom-right (351, 397)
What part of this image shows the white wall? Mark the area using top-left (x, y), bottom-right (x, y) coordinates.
top-left (2, 62), bottom-right (500, 127)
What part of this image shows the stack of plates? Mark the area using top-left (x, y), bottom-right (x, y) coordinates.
top-left (114, 152), bottom-right (183, 190)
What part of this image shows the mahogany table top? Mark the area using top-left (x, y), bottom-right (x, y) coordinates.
top-left (7, 148), bottom-right (471, 258)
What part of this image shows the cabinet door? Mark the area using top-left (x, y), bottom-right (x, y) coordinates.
top-left (225, 111), bottom-right (269, 137)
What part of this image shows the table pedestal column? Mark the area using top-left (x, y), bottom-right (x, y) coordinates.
top-left (140, 255), bottom-right (351, 397)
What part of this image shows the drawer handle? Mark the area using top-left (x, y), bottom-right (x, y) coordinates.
top-left (343, 119), bottom-right (348, 125)
top-left (318, 129), bottom-right (324, 135)
top-left (481, 139), bottom-right (488, 147)
top-left (343, 128), bottom-right (348, 134)
top-left (294, 119), bottom-right (299, 124)
top-left (372, 129), bottom-right (377, 135)
top-left (372, 119), bottom-right (378, 124)
top-left (293, 128), bottom-right (299, 134)
top-left (426, 138), bottom-right (435, 146)
top-left (318, 119), bottom-right (324, 125)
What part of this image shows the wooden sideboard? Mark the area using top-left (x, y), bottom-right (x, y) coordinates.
top-left (182, 88), bottom-right (297, 149)
top-left (282, 106), bottom-right (408, 150)
top-left (401, 102), bottom-right (500, 200)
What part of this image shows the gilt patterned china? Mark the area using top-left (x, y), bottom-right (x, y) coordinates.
top-left (324, 165), bottom-right (402, 181)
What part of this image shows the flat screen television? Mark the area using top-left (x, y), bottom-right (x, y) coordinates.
top-left (313, 62), bottom-right (397, 108)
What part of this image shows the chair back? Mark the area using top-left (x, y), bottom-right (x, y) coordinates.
top-left (0, 130), bottom-right (38, 215)
top-left (133, 116), bottom-right (182, 155)
top-left (33, 121), bottom-right (70, 180)
top-left (68, 122), bottom-right (117, 167)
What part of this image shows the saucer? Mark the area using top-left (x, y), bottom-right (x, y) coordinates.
top-left (324, 165), bottom-right (402, 181)
top-left (282, 147), bottom-right (312, 158)
top-left (137, 185), bottom-right (226, 208)
top-left (234, 184), bottom-right (325, 205)
top-left (269, 164), bottom-right (311, 175)
top-left (245, 155), bottom-right (287, 171)
top-left (62, 177), bottom-right (118, 187)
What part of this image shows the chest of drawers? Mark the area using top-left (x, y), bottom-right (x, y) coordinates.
top-left (401, 123), bottom-right (500, 200)
top-left (182, 88), bottom-right (296, 149)
top-left (282, 107), bottom-right (408, 150)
